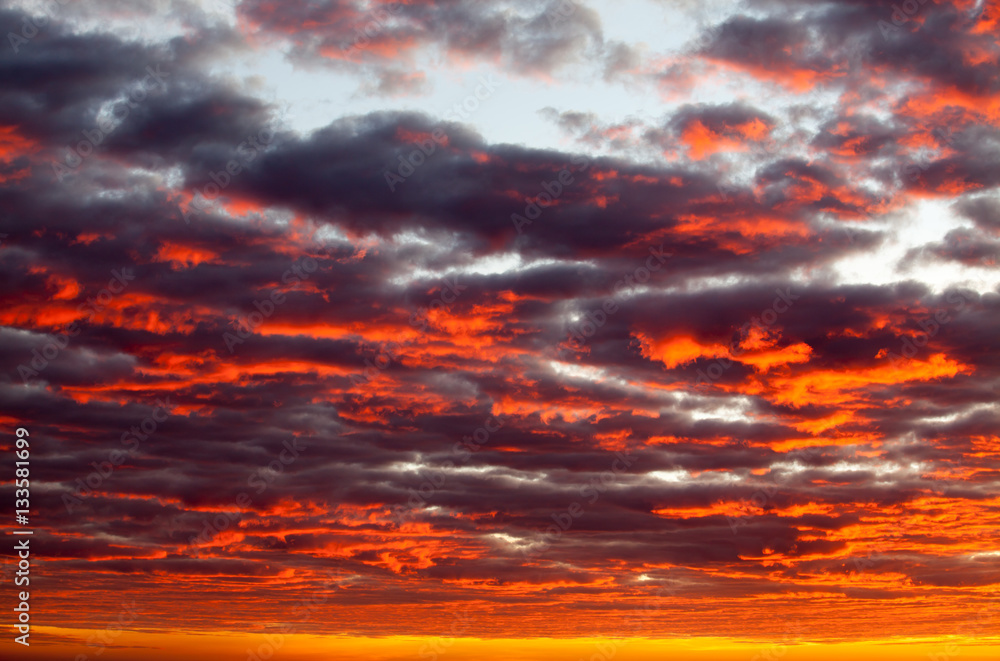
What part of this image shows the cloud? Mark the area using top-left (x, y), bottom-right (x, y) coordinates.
top-left (0, 0), bottom-right (998, 644)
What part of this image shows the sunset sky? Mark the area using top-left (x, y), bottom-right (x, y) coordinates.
top-left (1, 0), bottom-right (999, 659)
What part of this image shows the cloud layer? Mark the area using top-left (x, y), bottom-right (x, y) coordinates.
top-left (0, 0), bottom-right (998, 644)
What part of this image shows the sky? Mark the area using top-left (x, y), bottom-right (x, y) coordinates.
top-left (1, 0), bottom-right (999, 659)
